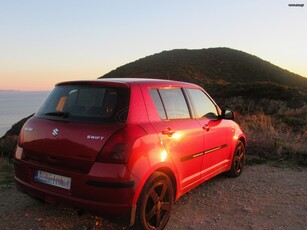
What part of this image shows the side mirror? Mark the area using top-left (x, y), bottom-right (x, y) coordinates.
top-left (221, 109), bottom-right (236, 120)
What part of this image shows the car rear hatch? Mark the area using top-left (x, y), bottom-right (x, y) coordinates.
top-left (20, 118), bottom-right (126, 173)
top-left (19, 82), bottom-right (130, 173)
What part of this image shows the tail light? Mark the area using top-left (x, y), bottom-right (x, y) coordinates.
top-left (96, 125), bottom-right (146, 164)
top-left (15, 146), bottom-right (24, 160)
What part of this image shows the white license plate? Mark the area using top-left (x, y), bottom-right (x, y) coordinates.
top-left (34, 170), bottom-right (71, 190)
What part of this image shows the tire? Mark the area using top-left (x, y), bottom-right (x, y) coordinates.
top-left (228, 140), bottom-right (246, 177)
top-left (134, 172), bottom-right (174, 229)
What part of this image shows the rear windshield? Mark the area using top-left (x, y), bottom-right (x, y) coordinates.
top-left (35, 85), bottom-right (130, 123)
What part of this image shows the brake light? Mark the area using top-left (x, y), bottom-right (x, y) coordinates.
top-left (96, 125), bottom-right (146, 164)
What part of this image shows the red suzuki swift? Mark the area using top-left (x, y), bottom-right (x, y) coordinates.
top-left (14, 78), bottom-right (246, 229)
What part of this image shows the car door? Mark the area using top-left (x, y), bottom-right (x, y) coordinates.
top-left (149, 88), bottom-right (204, 192)
top-left (186, 88), bottom-right (232, 177)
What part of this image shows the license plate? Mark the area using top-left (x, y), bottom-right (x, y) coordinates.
top-left (34, 170), bottom-right (71, 190)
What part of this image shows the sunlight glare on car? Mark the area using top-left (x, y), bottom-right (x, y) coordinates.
top-left (160, 150), bottom-right (168, 162)
top-left (171, 132), bottom-right (182, 140)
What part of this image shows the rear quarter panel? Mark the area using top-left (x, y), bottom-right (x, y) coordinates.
top-left (126, 82), bottom-right (182, 203)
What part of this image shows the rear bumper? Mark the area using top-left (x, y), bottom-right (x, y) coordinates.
top-left (13, 158), bottom-right (139, 222)
top-left (15, 176), bottom-right (132, 217)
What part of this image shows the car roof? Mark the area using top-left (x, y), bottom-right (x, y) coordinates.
top-left (56, 78), bottom-right (200, 88)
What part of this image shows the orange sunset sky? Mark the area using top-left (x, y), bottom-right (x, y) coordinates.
top-left (1, 1), bottom-right (306, 91)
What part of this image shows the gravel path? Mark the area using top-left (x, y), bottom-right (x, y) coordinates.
top-left (0, 164), bottom-right (306, 229)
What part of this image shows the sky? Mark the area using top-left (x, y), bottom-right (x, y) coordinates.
top-left (0, 0), bottom-right (306, 91)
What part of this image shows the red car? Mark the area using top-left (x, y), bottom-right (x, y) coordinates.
top-left (14, 78), bottom-right (246, 229)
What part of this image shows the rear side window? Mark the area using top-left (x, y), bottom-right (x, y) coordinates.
top-left (150, 88), bottom-right (190, 119)
top-left (149, 89), bottom-right (167, 119)
top-left (36, 85), bottom-right (130, 123)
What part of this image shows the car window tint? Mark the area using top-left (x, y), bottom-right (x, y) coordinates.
top-left (187, 88), bottom-right (218, 119)
top-left (158, 88), bottom-right (190, 119)
top-left (149, 89), bottom-right (167, 119)
top-left (36, 85), bottom-right (130, 123)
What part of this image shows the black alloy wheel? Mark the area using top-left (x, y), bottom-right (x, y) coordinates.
top-left (135, 172), bottom-right (174, 229)
top-left (228, 140), bottom-right (246, 177)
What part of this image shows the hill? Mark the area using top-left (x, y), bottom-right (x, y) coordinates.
top-left (101, 48), bottom-right (307, 108)
top-left (101, 48), bottom-right (306, 85)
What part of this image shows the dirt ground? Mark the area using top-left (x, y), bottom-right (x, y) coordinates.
top-left (0, 164), bottom-right (306, 230)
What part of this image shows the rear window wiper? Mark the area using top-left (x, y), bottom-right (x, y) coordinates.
top-left (45, 111), bottom-right (69, 118)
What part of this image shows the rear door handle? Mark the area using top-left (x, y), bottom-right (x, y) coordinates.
top-left (203, 124), bottom-right (210, 131)
top-left (162, 128), bottom-right (175, 137)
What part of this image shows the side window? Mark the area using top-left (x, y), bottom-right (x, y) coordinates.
top-left (149, 89), bottom-right (167, 119)
top-left (159, 88), bottom-right (190, 119)
top-left (187, 88), bottom-right (218, 119)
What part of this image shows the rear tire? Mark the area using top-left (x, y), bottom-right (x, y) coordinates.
top-left (228, 140), bottom-right (246, 177)
top-left (134, 172), bottom-right (174, 229)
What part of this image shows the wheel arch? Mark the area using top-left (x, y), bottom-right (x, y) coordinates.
top-left (239, 136), bottom-right (246, 147)
top-left (155, 166), bottom-right (177, 200)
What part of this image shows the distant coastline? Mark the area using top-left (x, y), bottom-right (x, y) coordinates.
top-left (0, 91), bottom-right (50, 138)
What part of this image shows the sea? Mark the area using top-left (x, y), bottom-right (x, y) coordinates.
top-left (0, 91), bottom-right (50, 138)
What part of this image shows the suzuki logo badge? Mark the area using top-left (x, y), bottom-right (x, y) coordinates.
top-left (52, 128), bottom-right (59, 137)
